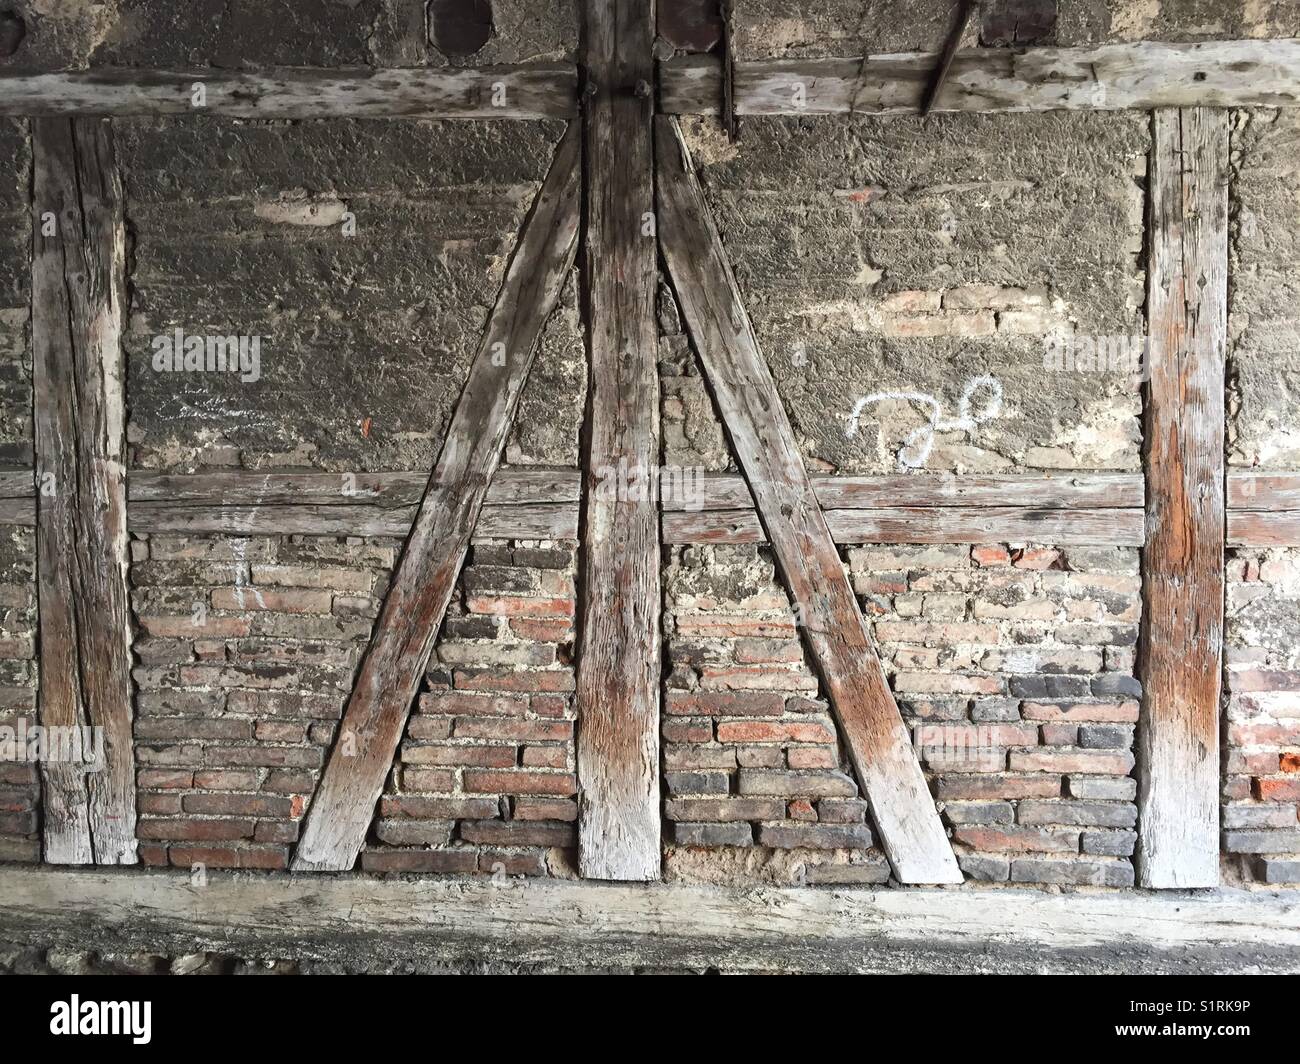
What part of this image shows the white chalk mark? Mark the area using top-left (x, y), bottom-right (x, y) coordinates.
top-left (845, 374), bottom-right (1004, 469)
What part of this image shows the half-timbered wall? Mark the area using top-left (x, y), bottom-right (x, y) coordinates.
top-left (0, 0), bottom-right (1298, 891)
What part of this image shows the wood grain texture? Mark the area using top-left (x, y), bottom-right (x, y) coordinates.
top-left (1137, 108), bottom-right (1228, 890)
top-left (31, 118), bottom-right (136, 865)
top-left (664, 506), bottom-right (1145, 546)
top-left (660, 39), bottom-right (1300, 115)
top-left (292, 123), bottom-right (582, 872)
top-left (4, 867), bottom-right (1299, 975)
top-left (128, 466), bottom-right (581, 507)
top-left (575, 0), bottom-right (663, 882)
top-left (656, 116), bottom-right (959, 885)
top-left (1228, 511), bottom-right (1300, 548)
top-left (0, 66), bottom-right (578, 118)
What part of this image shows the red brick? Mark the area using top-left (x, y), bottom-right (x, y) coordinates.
top-left (459, 819), bottom-right (576, 846)
top-left (453, 668), bottom-right (575, 693)
top-left (972, 546), bottom-right (1011, 567)
top-left (513, 798), bottom-right (578, 822)
top-left (464, 595), bottom-right (574, 618)
top-left (508, 618), bottom-right (573, 641)
top-left (402, 744), bottom-right (516, 768)
top-left (478, 851), bottom-right (548, 876)
top-left (211, 587), bottom-right (332, 614)
top-left (1254, 777), bottom-right (1300, 802)
top-left (454, 717), bottom-right (572, 742)
top-left (666, 691), bottom-right (785, 717)
top-left (662, 719), bottom-right (713, 743)
top-left (1282, 753), bottom-right (1300, 773)
top-left (935, 774), bottom-right (1063, 800)
top-left (954, 826), bottom-right (1078, 853)
top-left (1008, 750), bottom-right (1135, 775)
top-left (361, 849), bottom-right (478, 874)
top-left (137, 818), bottom-right (255, 841)
top-left (380, 796), bottom-right (499, 819)
top-left (716, 720), bottom-right (835, 743)
top-left (169, 844), bottom-right (288, 870)
top-left (401, 768), bottom-right (456, 792)
top-left (137, 769), bottom-right (194, 789)
top-left (1021, 701), bottom-right (1140, 723)
top-left (521, 746), bottom-right (568, 769)
top-left (787, 747), bottom-right (838, 769)
top-left (463, 770), bottom-right (577, 796)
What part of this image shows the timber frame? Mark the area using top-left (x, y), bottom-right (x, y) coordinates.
top-left (5, 22), bottom-right (1300, 887)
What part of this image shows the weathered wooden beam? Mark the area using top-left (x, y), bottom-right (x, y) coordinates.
top-left (127, 501), bottom-right (579, 541)
top-left (1229, 511), bottom-right (1300, 548)
top-left (0, 65), bottom-right (578, 119)
top-left (660, 38), bottom-right (1300, 115)
top-left (1227, 472), bottom-right (1300, 512)
top-left (127, 466), bottom-right (581, 508)
top-left (292, 123), bottom-right (582, 872)
top-left (31, 117), bottom-right (136, 865)
top-left (664, 505), bottom-right (1145, 546)
top-left (656, 116), bottom-right (959, 885)
top-left (661, 471), bottom-right (1146, 512)
top-left (575, 0), bottom-right (663, 883)
top-left (1137, 107), bottom-right (1229, 890)
top-left (3, 867), bottom-right (1299, 975)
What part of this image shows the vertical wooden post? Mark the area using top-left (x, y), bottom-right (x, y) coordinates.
top-left (1137, 107), bottom-right (1229, 889)
top-left (31, 117), bottom-right (137, 864)
top-left (575, 0), bottom-right (663, 881)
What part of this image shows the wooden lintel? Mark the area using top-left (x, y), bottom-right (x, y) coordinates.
top-left (660, 38), bottom-right (1300, 116)
top-left (656, 115), bottom-right (960, 885)
top-left (2, 867), bottom-right (1298, 974)
top-left (291, 124), bottom-right (583, 872)
top-left (31, 117), bottom-right (137, 865)
top-left (575, 0), bottom-right (663, 882)
top-left (1136, 107), bottom-right (1229, 889)
top-left (0, 65), bottom-right (578, 119)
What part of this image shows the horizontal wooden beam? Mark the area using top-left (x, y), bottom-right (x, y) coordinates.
top-left (660, 38), bottom-right (1300, 115)
top-left (0, 65), bottom-right (578, 119)
top-left (664, 506), bottom-right (1146, 546)
top-left (2, 868), bottom-right (1297, 974)
top-left (5, 469), bottom-right (1296, 545)
top-left (1229, 511), bottom-right (1300, 548)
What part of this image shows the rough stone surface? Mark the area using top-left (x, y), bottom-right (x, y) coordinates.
top-left (688, 111), bottom-right (1147, 474)
top-left (1229, 109), bottom-right (1300, 470)
top-left (729, 0), bottom-right (1300, 58)
top-left (119, 118), bottom-right (582, 472)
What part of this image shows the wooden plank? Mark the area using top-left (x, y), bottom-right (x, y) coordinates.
top-left (1228, 511), bottom-right (1300, 548)
top-left (31, 117), bottom-right (136, 865)
top-left (0, 498), bottom-right (33, 526)
top-left (1227, 472), bottom-right (1300, 512)
top-left (660, 39), bottom-right (1300, 115)
top-left (292, 123), bottom-right (583, 872)
top-left (656, 116), bottom-right (959, 884)
top-left (128, 466), bottom-right (581, 508)
top-left (1137, 108), bottom-right (1229, 890)
top-left (575, 0), bottom-right (663, 882)
top-left (0, 469), bottom-right (31, 497)
top-left (663, 506), bottom-right (1145, 546)
top-left (0, 65), bottom-right (578, 119)
top-left (128, 501), bottom-right (578, 540)
top-left (660, 471), bottom-right (1146, 512)
top-left (4, 867), bottom-right (1300, 976)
